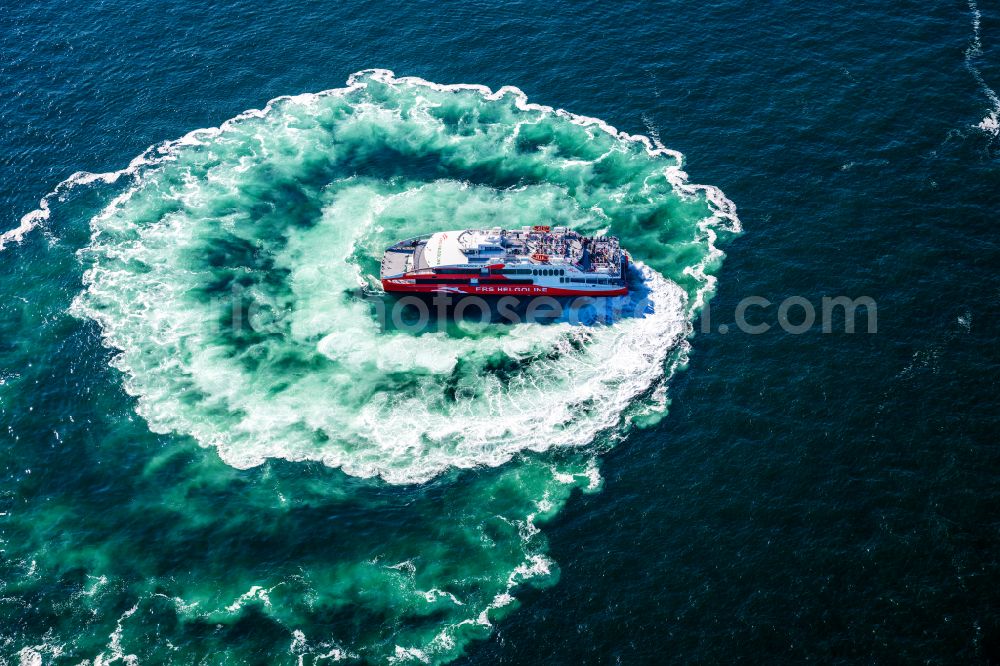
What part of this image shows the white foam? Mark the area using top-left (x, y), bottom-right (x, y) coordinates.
top-left (1, 151), bottom-right (166, 252)
top-left (287, 629), bottom-right (361, 664)
top-left (388, 645), bottom-right (430, 664)
top-left (957, 309), bottom-right (972, 332)
top-left (966, 0), bottom-right (1000, 136)
top-left (421, 589), bottom-right (464, 606)
top-left (224, 585), bottom-right (275, 613)
top-left (16, 641), bottom-right (65, 666)
top-left (93, 603), bottom-right (139, 666)
top-left (978, 110), bottom-right (999, 135)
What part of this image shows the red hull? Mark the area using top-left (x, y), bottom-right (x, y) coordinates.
top-left (381, 279), bottom-right (628, 297)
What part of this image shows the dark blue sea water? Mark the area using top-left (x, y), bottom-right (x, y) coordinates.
top-left (2, 1), bottom-right (999, 663)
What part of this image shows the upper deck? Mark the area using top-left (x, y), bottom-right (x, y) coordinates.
top-left (381, 226), bottom-right (624, 278)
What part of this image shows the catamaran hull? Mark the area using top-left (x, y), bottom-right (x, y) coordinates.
top-left (381, 280), bottom-right (628, 297)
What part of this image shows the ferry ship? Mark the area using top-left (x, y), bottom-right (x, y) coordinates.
top-left (380, 226), bottom-right (629, 297)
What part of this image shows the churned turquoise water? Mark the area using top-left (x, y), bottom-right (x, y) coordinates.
top-left (2, 1), bottom-right (999, 664)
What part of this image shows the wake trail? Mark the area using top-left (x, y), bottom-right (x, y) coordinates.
top-left (966, 0), bottom-right (1000, 136)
